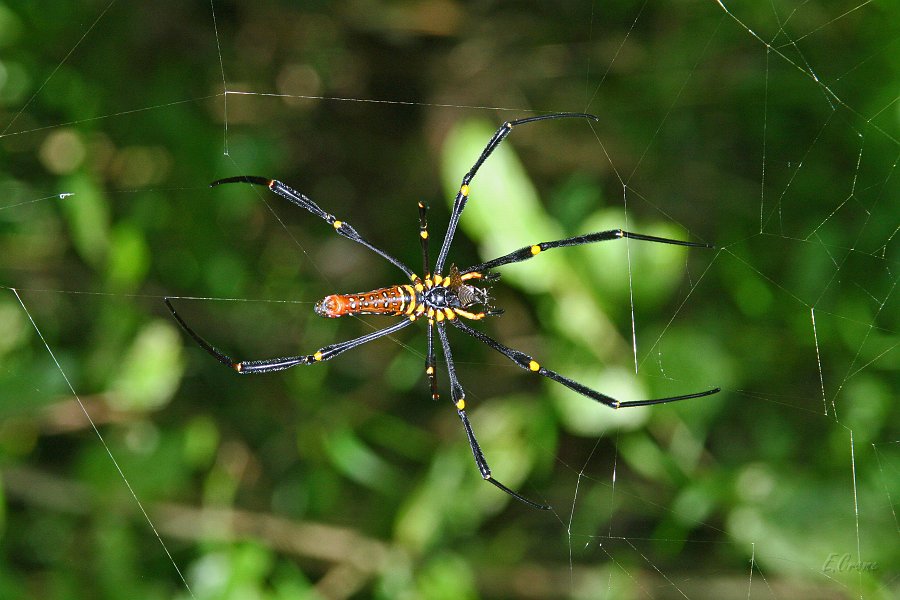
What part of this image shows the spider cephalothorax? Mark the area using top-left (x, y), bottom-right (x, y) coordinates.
top-left (165, 112), bottom-right (719, 510)
top-left (425, 265), bottom-right (498, 312)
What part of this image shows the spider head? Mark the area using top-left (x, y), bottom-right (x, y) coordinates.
top-left (453, 281), bottom-right (490, 308)
top-left (440, 265), bottom-right (501, 314)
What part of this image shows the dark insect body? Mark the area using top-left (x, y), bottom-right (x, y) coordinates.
top-left (165, 113), bottom-right (720, 509)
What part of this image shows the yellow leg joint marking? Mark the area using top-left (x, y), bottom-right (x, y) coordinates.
top-left (332, 220), bottom-right (342, 229)
top-left (426, 366), bottom-right (434, 375)
top-left (420, 230), bottom-right (428, 239)
top-left (415, 303), bottom-right (425, 315)
top-left (455, 398), bottom-right (466, 410)
top-left (460, 272), bottom-right (482, 280)
top-left (460, 184), bottom-right (469, 197)
top-left (444, 308), bottom-right (455, 320)
top-left (528, 360), bottom-right (540, 372)
top-left (530, 244), bottom-right (542, 255)
top-left (408, 314), bottom-right (417, 321)
top-left (427, 307), bottom-right (435, 318)
top-left (414, 283), bottom-right (424, 292)
top-left (435, 310), bottom-right (445, 322)
top-left (232, 363), bottom-right (242, 372)
top-left (314, 351), bottom-right (323, 361)
top-left (432, 274), bottom-right (443, 286)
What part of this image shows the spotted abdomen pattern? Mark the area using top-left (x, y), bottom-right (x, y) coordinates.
top-left (315, 285), bottom-right (419, 318)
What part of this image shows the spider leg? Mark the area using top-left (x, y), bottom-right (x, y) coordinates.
top-left (418, 200), bottom-right (439, 399)
top-left (417, 200), bottom-right (431, 277)
top-left (425, 320), bottom-right (439, 400)
top-left (415, 201), bottom-right (440, 397)
top-left (436, 322), bottom-right (551, 510)
top-left (212, 176), bottom-right (418, 281)
top-left (450, 318), bottom-right (719, 407)
top-left (434, 112), bottom-right (599, 274)
top-left (462, 229), bottom-right (713, 274)
top-left (165, 298), bottom-right (414, 374)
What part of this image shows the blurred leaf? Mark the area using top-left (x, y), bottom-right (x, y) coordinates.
top-left (57, 174), bottom-right (109, 268)
top-left (323, 426), bottom-right (402, 494)
top-left (580, 208), bottom-right (701, 309)
top-left (108, 320), bottom-right (183, 412)
top-left (416, 552), bottom-right (477, 600)
top-left (183, 415), bottom-right (220, 469)
top-left (0, 4), bottom-right (22, 47)
top-left (105, 222), bottom-right (150, 293)
top-left (190, 544), bottom-right (277, 600)
top-left (0, 296), bottom-right (27, 357)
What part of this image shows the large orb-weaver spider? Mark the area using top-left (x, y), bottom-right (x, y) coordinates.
top-left (165, 112), bottom-right (720, 509)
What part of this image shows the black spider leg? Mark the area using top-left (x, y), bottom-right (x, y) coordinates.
top-left (212, 176), bottom-right (418, 281)
top-left (450, 318), bottom-right (720, 407)
top-left (418, 201), bottom-right (431, 276)
top-left (436, 321), bottom-right (551, 510)
top-left (462, 229), bottom-right (714, 274)
top-left (165, 298), bottom-right (415, 374)
top-left (434, 112), bottom-right (600, 274)
top-left (418, 201), bottom-right (439, 400)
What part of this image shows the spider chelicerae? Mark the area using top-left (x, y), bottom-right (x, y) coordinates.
top-left (165, 112), bottom-right (720, 509)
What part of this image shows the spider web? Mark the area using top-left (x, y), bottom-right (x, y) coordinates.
top-left (1, 1), bottom-right (897, 598)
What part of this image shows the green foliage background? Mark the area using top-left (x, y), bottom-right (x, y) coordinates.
top-left (0, 1), bottom-right (897, 598)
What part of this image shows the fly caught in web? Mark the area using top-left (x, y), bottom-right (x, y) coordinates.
top-left (165, 112), bottom-right (720, 509)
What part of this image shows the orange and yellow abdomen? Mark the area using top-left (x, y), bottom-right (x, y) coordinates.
top-left (315, 285), bottom-right (418, 318)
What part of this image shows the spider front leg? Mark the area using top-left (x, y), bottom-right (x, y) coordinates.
top-left (434, 112), bottom-right (599, 274)
top-left (436, 322), bottom-right (550, 510)
top-left (212, 176), bottom-right (418, 281)
top-left (462, 229), bottom-right (713, 274)
top-left (165, 298), bottom-right (414, 374)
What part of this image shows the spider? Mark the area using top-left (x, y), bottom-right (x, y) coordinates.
top-left (165, 112), bottom-right (720, 510)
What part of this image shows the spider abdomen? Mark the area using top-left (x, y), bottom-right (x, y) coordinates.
top-left (315, 285), bottom-right (419, 318)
